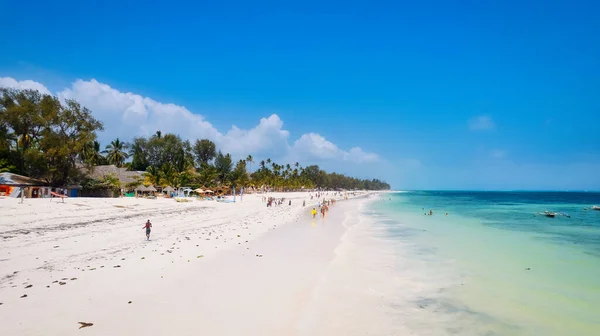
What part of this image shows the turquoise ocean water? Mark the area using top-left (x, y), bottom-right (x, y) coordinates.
top-left (368, 191), bottom-right (600, 335)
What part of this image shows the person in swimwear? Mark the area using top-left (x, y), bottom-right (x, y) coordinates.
top-left (311, 208), bottom-right (317, 218)
top-left (143, 219), bottom-right (152, 240)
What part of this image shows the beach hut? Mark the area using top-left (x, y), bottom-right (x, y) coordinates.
top-left (0, 172), bottom-right (49, 198)
top-left (146, 185), bottom-right (157, 193)
top-left (163, 186), bottom-right (174, 193)
top-left (134, 185), bottom-right (147, 196)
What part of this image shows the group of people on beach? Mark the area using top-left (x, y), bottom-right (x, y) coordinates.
top-left (263, 196), bottom-right (290, 207)
top-left (311, 198), bottom-right (336, 218)
top-left (142, 193), bottom-right (344, 240)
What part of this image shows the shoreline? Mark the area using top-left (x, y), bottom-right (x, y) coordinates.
top-left (0, 191), bottom-right (377, 335)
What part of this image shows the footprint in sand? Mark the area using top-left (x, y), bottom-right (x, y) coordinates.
top-left (25, 285), bottom-right (32, 289)
top-left (21, 294), bottom-right (28, 298)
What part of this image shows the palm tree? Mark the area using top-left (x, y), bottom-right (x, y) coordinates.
top-left (103, 138), bottom-right (129, 168)
top-left (144, 165), bottom-right (162, 186)
top-left (161, 162), bottom-right (177, 187)
top-left (245, 155), bottom-right (254, 174)
top-left (82, 140), bottom-right (105, 166)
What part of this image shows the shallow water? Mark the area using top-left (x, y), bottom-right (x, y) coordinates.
top-left (368, 191), bottom-right (600, 335)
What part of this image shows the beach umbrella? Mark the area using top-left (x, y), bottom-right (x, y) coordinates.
top-left (194, 188), bottom-right (205, 193)
top-left (163, 186), bottom-right (174, 192)
top-left (205, 190), bottom-right (214, 193)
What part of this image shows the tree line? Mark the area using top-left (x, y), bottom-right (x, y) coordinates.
top-left (0, 88), bottom-right (390, 191)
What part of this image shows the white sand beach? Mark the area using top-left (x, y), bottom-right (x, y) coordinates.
top-left (0, 191), bottom-right (385, 335)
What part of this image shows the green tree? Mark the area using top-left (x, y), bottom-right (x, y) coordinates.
top-left (81, 140), bottom-right (106, 166)
top-left (245, 155), bottom-right (254, 174)
top-left (160, 162), bottom-right (177, 187)
top-left (231, 159), bottom-right (249, 187)
top-left (37, 98), bottom-right (103, 185)
top-left (0, 88), bottom-right (55, 175)
top-left (144, 165), bottom-right (162, 186)
top-left (128, 137), bottom-right (149, 171)
top-left (103, 138), bottom-right (129, 167)
top-left (214, 150), bottom-right (232, 184)
top-left (193, 139), bottom-right (217, 166)
top-left (197, 162), bottom-right (219, 187)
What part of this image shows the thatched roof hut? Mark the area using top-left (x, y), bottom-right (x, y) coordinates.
top-left (135, 185), bottom-right (147, 192)
top-left (163, 186), bottom-right (174, 192)
top-left (81, 165), bottom-right (143, 186)
top-left (146, 185), bottom-right (157, 192)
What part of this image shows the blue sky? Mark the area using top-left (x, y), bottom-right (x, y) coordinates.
top-left (1, 0), bottom-right (599, 190)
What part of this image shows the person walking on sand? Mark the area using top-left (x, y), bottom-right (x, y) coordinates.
top-left (311, 208), bottom-right (317, 218)
top-left (143, 220), bottom-right (152, 240)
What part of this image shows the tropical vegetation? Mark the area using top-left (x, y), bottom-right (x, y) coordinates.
top-left (0, 88), bottom-right (390, 191)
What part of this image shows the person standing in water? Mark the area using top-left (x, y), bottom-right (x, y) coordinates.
top-left (311, 208), bottom-right (317, 218)
top-left (143, 219), bottom-right (152, 240)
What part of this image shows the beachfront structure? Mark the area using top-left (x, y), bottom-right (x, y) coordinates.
top-left (0, 172), bottom-right (51, 198)
top-left (82, 165), bottom-right (144, 189)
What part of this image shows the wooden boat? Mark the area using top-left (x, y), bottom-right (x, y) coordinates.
top-left (592, 206), bottom-right (600, 211)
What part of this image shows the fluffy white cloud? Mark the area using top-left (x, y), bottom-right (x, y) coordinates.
top-left (0, 77), bottom-right (52, 95)
top-left (291, 133), bottom-right (379, 163)
top-left (0, 77), bottom-right (380, 167)
top-left (469, 115), bottom-right (495, 131)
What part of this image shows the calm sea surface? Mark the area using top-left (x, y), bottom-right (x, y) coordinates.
top-left (368, 191), bottom-right (600, 335)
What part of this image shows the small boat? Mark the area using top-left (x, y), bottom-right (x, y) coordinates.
top-left (592, 206), bottom-right (600, 211)
top-left (536, 211), bottom-right (570, 218)
top-left (543, 211), bottom-right (555, 218)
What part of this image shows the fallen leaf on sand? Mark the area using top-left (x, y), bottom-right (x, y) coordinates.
top-left (20, 294), bottom-right (27, 298)
top-left (25, 285), bottom-right (32, 288)
top-left (78, 322), bottom-right (94, 329)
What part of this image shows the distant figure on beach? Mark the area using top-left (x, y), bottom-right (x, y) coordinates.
top-left (289, 200), bottom-right (291, 206)
top-left (429, 210), bottom-right (433, 216)
top-left (311, 208), bottom-right (317, 218)
top-left (143, 220), bottom-right (152, 240)
top-left (303, 200), bottom-right (306, 207)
